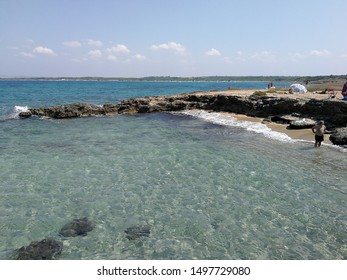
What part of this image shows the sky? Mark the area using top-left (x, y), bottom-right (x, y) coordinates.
top-left (0, 0), bottom-right (346, 77)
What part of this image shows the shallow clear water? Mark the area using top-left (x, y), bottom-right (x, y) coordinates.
top-left (0, 81), bottom-right (346, 260)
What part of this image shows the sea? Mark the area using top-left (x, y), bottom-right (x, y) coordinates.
top-left (0, 80), bottom-right (346, 260)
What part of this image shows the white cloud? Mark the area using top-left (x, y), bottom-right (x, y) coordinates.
top-left (205, 48), bottom-right (221, 56)
top-left (19, 52), bottom-right (35, 58)
top-left (309, 49), bottom-right (331, 57)
top-left (33, 46), bottom-right (57, 56)
top-left (63, 40), bottom-right (82, 48)
top-left (107, 55), bottom-right (117, 62)
top-left (88, 39), bottom-right (103, 48)
top-left (151, 42), bottom-right (186, 54)
top-left (88, 49), bottom-right (102, 58)
top-left (133, 53), bottom-right (147, 61)
top-left (107, 44), bottom-right (131, 54)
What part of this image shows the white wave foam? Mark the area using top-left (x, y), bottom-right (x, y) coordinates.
top-left (0, 106), bottom-right (30, 120)
top-left (14, 105), bottom-right (30, 114)
top-left (178, 110), bottom-right (294, 143)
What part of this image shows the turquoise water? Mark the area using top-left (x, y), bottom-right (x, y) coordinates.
top-left (0, 81), bottom-right (346, 260)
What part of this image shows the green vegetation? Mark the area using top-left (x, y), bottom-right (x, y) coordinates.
top-left (250, 91), bottom-right (267, 97)
top-left (266, 87), bottom-right (278, 93)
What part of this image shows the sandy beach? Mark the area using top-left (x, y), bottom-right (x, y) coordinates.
top-left (222, 112), bottom-right (332, 144)
top-left (197, 87), bottom-right (345, 145)
top-left (198, 88), bottom-right (345, 102)
top-left (205, 88), bottom-right (340, 145)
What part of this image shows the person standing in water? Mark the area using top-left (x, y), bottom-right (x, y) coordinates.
top-left (312, 120), bottom-right (328, 148)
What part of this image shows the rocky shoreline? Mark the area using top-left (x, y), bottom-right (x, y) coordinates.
top-left (19, 90), bottom-right (347, 146)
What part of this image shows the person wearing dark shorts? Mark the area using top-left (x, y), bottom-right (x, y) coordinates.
top-left (315, 134), bottom-right (324, 143)
top-left (312, 120), bottom-right (327, 148)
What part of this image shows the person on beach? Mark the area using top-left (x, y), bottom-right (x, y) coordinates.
top-left (312, 120), bottom-right (327, 148)
top-left (341, 80), bottom-right (347, 99)
top-left (325, 88), bottom-right (336, 98)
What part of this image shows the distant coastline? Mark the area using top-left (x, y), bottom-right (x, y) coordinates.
top-left (0, 74), bottom-right (346, 84)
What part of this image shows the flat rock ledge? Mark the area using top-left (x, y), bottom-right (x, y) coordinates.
top-left (19, 92), bottom-right (347, 146)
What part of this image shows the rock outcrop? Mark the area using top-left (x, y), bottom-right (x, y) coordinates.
top-left (19, 91), bottom-right (347, 146)
top-left (289, 119), bottom-right (317, 129)
top-left (15, 238), bottom-right (63, 260)
top-left (24, 103), bottom-right (106, 119)
top-left (329, 128), bottom-right (347, 146)
top-left (59, 217), bottom-right (94, 237)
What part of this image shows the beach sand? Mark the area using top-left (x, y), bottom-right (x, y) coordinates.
top-left (201, 88), bottom-right (344, 102)
top-left (220, 112), bottom-right (332, 145)
top-left (193, 88), bottom-right (339, 145)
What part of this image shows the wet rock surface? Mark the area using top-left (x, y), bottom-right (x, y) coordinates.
top-left (289, 118), bottom-right (316, 129)
top-left (15, 238), bottom-right (63, 260)
top-left (59, 217), bottom-right (94, 237)
top-left (33, 103), bottom-right (106, 119)
top-left (19, 93), bottom-right (347, 123)
top-left (330, 127), bottom-right (347, 146)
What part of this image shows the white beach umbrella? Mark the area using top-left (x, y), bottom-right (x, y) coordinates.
top-left (290, 83), bottom-right (307, 93)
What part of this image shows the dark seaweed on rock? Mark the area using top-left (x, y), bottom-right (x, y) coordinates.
top-left (16, 238), bottom-right (63, 260)
top-left (59, 217), bottom-right (94, 237)
top-left (125, 225), bottom-right (151, 240)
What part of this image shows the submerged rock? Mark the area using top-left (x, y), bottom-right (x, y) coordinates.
top-left (59, 217), bottom-right (94, 237)
top-left (15, 238), bottom-right (63, 260)
top-left (125, 225), bottom-right (151, 240)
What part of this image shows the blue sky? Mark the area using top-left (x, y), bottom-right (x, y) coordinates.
top-left (1, 0), bottom-right (346, 77)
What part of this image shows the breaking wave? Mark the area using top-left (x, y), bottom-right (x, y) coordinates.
top-left (178, 110), bottom-right (295, 143)
top-left (0, 106), bottom-right (30, 121)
